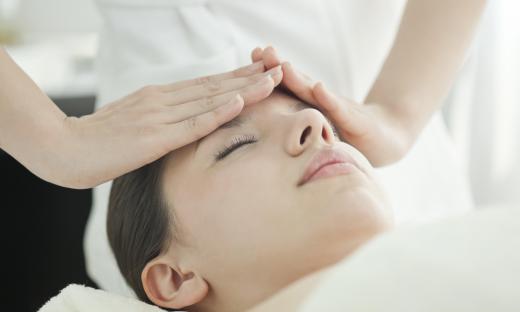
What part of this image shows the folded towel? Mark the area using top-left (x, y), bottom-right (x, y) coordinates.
top-left (38, 284), bottom-right (165, 312)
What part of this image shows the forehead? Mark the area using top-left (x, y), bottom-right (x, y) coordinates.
top-left (166, 91), bottom-right (313, 160)
top-left (241, 90), bottom-right (311, 118)
top-left (202, 90), bottom-right (311, 138)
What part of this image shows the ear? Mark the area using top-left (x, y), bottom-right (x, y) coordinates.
top-left (141, 255), bottom-right (209, 309)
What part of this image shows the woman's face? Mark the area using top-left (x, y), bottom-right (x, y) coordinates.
top-left (161, 91), bottom-right (391, 309)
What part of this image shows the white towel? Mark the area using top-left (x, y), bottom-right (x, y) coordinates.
top-left (38, 284), bottom-right (165, 312)
top-left (301, 205), bottom-right (520, 311)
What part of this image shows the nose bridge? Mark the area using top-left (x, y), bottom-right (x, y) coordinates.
top-left (285, 108), bottom-right (334, 156)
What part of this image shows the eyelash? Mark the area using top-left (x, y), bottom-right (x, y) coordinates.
top-left (215, 134), bottom-right (258, 161)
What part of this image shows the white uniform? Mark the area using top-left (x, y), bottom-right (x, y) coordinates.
top-left (85, 0), bottom-right (474, 296)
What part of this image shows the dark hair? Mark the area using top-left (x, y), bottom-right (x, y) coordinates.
top-left (107, 156), bottom-right (175, 305)
top-left (106, 88), bottom-right (294, 308)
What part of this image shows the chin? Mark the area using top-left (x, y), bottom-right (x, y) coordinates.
top-left (304, 199), bottom-right (389, 276)
top-left (319, 184), bottom-right (391, 240)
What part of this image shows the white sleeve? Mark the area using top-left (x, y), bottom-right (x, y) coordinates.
top-left (94, 0), bottom-right (243, 106)
top-left (85, 0), bottom-right (243, 296)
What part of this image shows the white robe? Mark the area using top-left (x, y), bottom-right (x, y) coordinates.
top-left (85, 0), bottom-right (474, 296)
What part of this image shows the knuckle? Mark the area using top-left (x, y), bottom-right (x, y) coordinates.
top-left (149, 103), bottom-right (166, 115)
top-left (185, 115), bottom-right (199, 131)
top-left (200, 96), bottom-right (215, 109)
top-left (137, 85), bottom-right (160, 97)
top-left (203, 79), bottom-right (222, 93)
top-left (137, 124), bottom-right (157, 137)
top-left (144, 93), bottom-right (165, 104)
top-left (247, 75), bottom-right (260, 83)
top-left (210, 105), bottom-right (227, 121)
top-left (187, 116), bottom-right (212, 138)
top-left (231, 68), bottom-right (242, 78)
top-left (195, 76), bottom-right (211, 85)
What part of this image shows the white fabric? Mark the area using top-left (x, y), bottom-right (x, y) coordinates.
top-left (86, 0), bottom-right (474, 296)
top-left (49, 207), bottom-right (519, 312)
top-left (38, 284), bottom-right (164, 312)
top-left (443, 0), bottom-right (520, 209)
top-left (301, 206), bottom-right (520, 311)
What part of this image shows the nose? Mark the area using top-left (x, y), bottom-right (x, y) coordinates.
top-left (285, 109), bottom-right (335, 156)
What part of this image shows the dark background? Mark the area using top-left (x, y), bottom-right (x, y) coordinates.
top-left (0, 96), bottom-right (98, 311)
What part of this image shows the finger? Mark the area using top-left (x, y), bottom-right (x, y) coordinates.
top-left (162, 75), bottom-right (277, 124)
top-left (281, 62), bottom-right (319, 106)
top-left (262, 46), bottom-right (282, 69)
top-left (166, 95), bottom-right (245, 149)
top-left (312, 82), bottom-right (344, 115)
top-left (251, 47), bottom-right (264, 63)
top-left (230, 74), bottom-right (277, 106)
top-left (262, 47), bottom-right (317, 96)
top-left (158, 60), bottom-right (266, 92)
top-left (160, 65), bottom-right (282, 105)
top-left (312, 82), bottom-right (367, 136)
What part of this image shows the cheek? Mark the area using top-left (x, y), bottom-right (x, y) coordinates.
top-left (174, 158), bottom-right (286, 248)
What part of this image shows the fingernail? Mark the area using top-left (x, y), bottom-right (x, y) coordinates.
top-left (233, 94), bottom-right (243, 103)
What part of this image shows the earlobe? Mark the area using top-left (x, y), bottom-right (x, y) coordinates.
top-left (142, 257), bottom-right (209, 309)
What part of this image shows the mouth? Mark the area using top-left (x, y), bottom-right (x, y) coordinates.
top-left (298, 147), bottom-right (360, 186)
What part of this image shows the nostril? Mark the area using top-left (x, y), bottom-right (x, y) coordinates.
top-left (300, 126), bottom-right (312, 145)
top-left (322, 126), bottom-right (328, 141)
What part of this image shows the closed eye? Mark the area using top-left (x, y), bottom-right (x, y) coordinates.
top-left (214, 135), bottom-right (258, 161)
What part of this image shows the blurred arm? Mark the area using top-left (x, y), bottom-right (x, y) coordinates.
top-left (0, 47), bottom-right (68, 181)
top-left (364, 0), bottom-right (487, 143)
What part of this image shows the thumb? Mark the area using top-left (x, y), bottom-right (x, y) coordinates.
top-left (312, 82), bottom-right (371, 137)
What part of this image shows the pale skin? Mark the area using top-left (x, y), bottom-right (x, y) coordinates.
top-left (1, 0), bottom-right (484, 307)
top-left (0, 0), bottom-right (485, 190)
top-left (252, 0), bottom-right (487, 168)
top-left (141, 91), bottom-right (393, 312)
top-left (0, 48), bottom-right (282, 189)
top-left (247, 0), bottom-right (487, 309)
top-left (138, 0), bottom-right (487, 310)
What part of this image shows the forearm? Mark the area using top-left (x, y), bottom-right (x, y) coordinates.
top-left (0, 47), bottom-right (69, 182)
top-left (365, 0), bottom-right (487, 143)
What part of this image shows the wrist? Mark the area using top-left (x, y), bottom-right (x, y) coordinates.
top-left (38, 116), bottom-right (78, 186)
top-left (57, 116), bottom-right (94, 188)
top-left (366, 102), bottom-right (415, 165)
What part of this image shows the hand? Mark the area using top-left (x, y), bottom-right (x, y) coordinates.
top-left (251, 47), bottom-right (411, 167)
top-left (56, 62), bottom-right (282, 188)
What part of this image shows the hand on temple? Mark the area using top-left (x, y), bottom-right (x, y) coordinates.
top-left (251, 46), bottom-right (411, 167)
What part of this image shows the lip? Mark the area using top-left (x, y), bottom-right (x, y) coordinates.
top-left (298, 147), bottom-right (360, 186)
